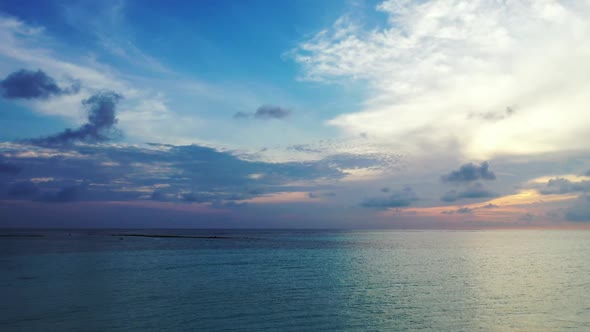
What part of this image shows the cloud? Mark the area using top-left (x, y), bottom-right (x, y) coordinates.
top-left (233, 112), bottom-right (250, 119)
top-left (30, 91), bottom-right (122, 145)
top-left (566, 197), bottom-right (590, 222)
top-left (441, 182), bottom-right (497, 202)
top-left (293, 0), bottom-right (590, 158)
top-left (255, 105), bottom-right (290, 119)
top-left (37, 186), bottom-right (80, 203)
top-left (287, 144), bottom-right (323, 153)
top-left (441, 162), bottom-right (496, 183)
top-left (361, 187), bottom-right (418, 208)
top-left (233, 105), bottom-right (291, 120)
top-left (181, 192), bottom-right (219, 203)
top-left (539, 178), bottom-right (590, 195)
top-left (0, 69), bottom-right (80, 100)
top-left (321, 153), bottom-right (397, 170)
top-left (0, 142), bottom-right (348, 204)
top-left (0, 162), bottom-right (21, 175)
top-left (61, 1), bottom-right (171, 73)
top-left (308, 192), bottom-right (336, 198)
top-left (151, 190), bottom-right (171, 202)
top-left (456, 207), bottom-right (472, 214)
top-left (442, 207), bottom-right (473, 214)
top-left (469, 107), bottom-right (516, 122)
top-left (8, 181), bottom-right (39, 197)
top-left (0, 15), bottom-right (196, 147)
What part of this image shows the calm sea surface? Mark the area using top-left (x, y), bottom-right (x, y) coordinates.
top-left (1, 230), bottom-right (589, 331)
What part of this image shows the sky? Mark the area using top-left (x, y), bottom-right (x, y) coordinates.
top-left (1, 0), bottom-right (590, 229)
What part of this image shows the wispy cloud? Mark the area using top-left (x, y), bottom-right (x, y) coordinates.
top-left (234, 105), bottom-right (291, 120)
top-left (468, 106), bottom-right (516, 122)
top-left (294, 0), bottom-right (590, 158)
top-left (60, 0), bottom-right (171, 73)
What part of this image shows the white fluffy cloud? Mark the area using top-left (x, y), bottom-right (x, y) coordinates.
top-left (295, 0), bottom-right (590, 158)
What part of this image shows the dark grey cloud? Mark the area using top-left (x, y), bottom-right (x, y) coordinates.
top-left (482, 203), bottom-right (499, 208)
top-left (179, 191), bottom-right (255, 204)
top-left (1, 69), bottom-right (79, 99)
top-left (0, 162), bottom-right (21, 175)
top-left (566, 210), bottom-right (589, 222)
top-left (469, 106), bottom-right (515, 121)
top-left (441, 191), bottom-right (459, 202)
top-left (539, 178), bottom-right (590, 195)
top-left (0, 144), bottom-right (398, 208)
top-left (151, 190), bottom-right (171, 202)
top-left (361, 187), bottom-right (418, 209)
top-left (30, 91), bottom-right (122, 145)
top-left (255, 105), bottom-right (290, 119)
top-left (8, 181), bottom-right (39, 197)
top-left (585, 169), bottom-right (590, 176)
top-left (441, 161), bottom-right (496, 183)
top-left (0, 143), bottom-right (347, 205)
top-left (442, 207), bottom-right (473, 214)
top-left (37, 186), bottom-right (81, 203)
top-left (181, 192), bottom-right (209, 203)
top-left (233, 104), bottom-right (291, 120)
top-left (308, 192), bottom-right (336, 198)
top-left (287, 144), bottom-right (322, 153)
top-left (182, 190), bottom-right (256, 204)
top-left (457, 207), bottom-right (473, 213)
top-left (233, 112), bottom-right (250, 119)
top-left (441, 182), bottom-right (497, 202)
top-left (566, 197), bottom-right (590, 222)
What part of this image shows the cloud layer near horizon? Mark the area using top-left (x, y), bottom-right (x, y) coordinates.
top-left (0, 141), bottom-right (400, 205)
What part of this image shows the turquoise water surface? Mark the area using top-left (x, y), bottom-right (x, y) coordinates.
top-left (1, 230), bottom-right (589, 331)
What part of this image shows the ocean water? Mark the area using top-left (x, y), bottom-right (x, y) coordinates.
top-left (1, 230), bottom-right (589, 331)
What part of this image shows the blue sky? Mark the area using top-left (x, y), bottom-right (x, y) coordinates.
top-left (1, 0), bottom-right (590, 228)
top-left (0, 0), bottom-right (369, 145)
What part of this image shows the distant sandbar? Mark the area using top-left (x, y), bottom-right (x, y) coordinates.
top-left (112, 233), bottom-right (234, 239)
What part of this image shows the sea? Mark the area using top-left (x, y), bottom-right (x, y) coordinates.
top-left (1, 229), bottom-right (589, 331)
